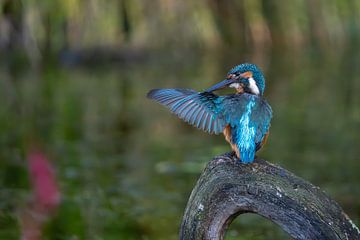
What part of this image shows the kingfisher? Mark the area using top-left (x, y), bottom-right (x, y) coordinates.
top-left (147, 63), bottom-right (272, 163)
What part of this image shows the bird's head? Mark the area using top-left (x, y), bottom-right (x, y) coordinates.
top-left (205, 63), bottom-right (265, 95)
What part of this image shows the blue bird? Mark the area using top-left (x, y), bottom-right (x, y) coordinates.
top-left (147, 63), bottom-right (272, 163)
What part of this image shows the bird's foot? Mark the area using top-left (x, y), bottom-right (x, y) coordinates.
top-left (224, 151), bottom-right (239, 161)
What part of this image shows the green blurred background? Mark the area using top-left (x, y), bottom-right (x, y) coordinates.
top-left (0, 0), bottom-right (360, 239)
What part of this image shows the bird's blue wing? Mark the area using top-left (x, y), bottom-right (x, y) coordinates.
top-left (251, 98), bottom-right (272, 146)
top-left (147, 89), bottom-right (226, 134)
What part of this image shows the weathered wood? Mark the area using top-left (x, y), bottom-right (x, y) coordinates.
top-left (180, 153), bottom-right (360, 240)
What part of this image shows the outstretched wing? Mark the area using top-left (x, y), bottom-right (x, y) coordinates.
top-left (147, 89), bottom-right (226, 134)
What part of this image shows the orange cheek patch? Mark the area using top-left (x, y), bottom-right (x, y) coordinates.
top-left (241, 71), bottom-right (253, 78)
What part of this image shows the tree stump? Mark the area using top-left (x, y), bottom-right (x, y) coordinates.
top-left (180, 153), bottom-right (360, 240)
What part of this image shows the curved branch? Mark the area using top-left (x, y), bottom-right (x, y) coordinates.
top-left (180, 153), bottom-right (360, 240)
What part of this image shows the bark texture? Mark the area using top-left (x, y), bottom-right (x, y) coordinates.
top-left (180, 153), bottom-right (360, 240)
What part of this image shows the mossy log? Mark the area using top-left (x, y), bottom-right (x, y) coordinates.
top-left (180, 153), bottom-right (360, 240)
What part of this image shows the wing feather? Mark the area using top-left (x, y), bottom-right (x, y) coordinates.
top-left (179, 102), bottom-right (196, 119)
top-left (201, 112), bottom-right (210, 132)
top-left (147, 89), bottom-right (226, 134)
top-left (196, 110), bottom-right (206, 129)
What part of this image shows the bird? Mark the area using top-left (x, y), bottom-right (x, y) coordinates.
top-left (147, 63), bottom-right (272, 163)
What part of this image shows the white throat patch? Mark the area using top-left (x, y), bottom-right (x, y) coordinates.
top-left (248, 77), bottom-right (260, 95)
top-left (229, 83), bottom-right (241, 89)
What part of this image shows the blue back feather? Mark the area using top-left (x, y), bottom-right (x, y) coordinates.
top-left (221, 93), bottom-right (272, 162)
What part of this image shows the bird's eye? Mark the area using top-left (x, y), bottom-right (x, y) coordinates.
top-left (227, 74), bottom-right (236, 79)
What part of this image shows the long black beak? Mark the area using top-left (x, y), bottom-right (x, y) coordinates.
top-left (204, 79), bottom-right (235, 92)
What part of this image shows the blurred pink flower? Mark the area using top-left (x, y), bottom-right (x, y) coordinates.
top-left (20, 148), bottom-right (61, 240)
top-left (28, 149), bottom-right (61, 211)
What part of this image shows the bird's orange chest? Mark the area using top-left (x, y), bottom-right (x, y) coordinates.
top-left (223, 125), bottom-right (240, 158)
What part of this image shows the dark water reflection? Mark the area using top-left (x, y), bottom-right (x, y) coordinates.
top-left (0, 47), bottom-right (359, 239)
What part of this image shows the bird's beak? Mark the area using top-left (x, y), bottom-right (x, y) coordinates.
top-left (204, 79), bottom-right (236, 92)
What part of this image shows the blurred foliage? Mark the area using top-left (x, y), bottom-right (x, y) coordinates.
top-left (0, 0), bottom-right (359, 239)
top-left (1, 0), bottom-right (360, 59)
